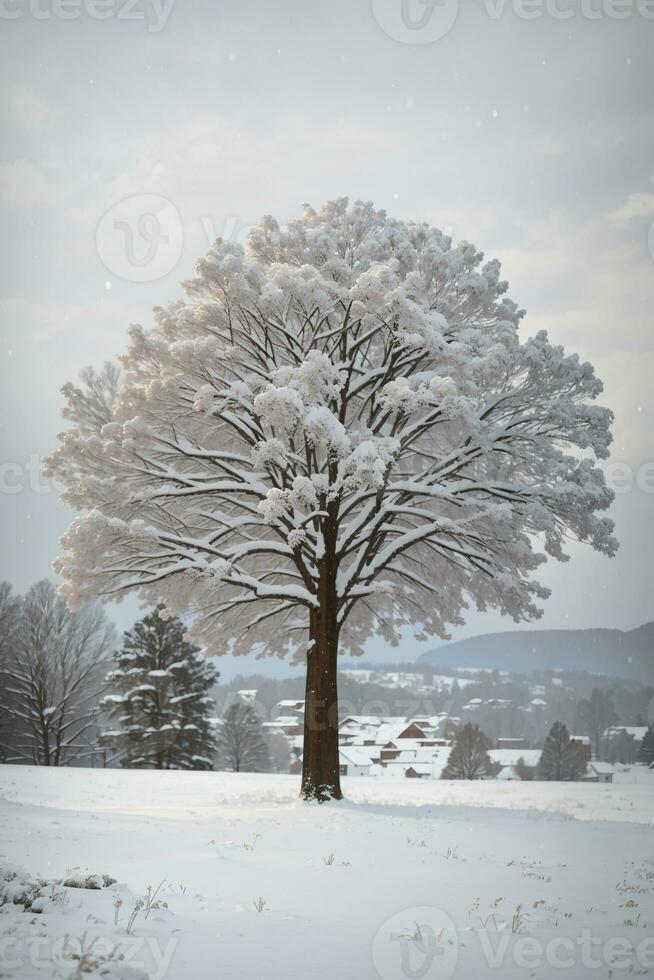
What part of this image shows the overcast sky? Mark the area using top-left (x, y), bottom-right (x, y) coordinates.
top-left (1, 0), bottom-right (653, 673)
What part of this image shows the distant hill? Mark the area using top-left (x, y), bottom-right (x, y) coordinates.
top-left (419, 623), bottom-right (654, 684)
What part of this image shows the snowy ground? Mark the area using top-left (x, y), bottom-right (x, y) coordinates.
top-left (1, 766), bottom-right (653, 980)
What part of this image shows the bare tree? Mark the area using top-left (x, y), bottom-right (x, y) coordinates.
top-left (217, 701), bottom-right (270, 772)
top-left (46, 200), bottom-right (616, 800)
top-left (575, 687), bottom-right (617, 759)
top-left (0, 580), bottom-right (114, 766)
top-left (0, 582), bottom-right (22, 656)
top-left (0, 583), bottom-right (23, 761)
top-left (441, 723), bottom-right (493, 779)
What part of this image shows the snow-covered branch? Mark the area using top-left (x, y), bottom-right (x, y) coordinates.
top-left (46, 198), bottom-right (616, 662)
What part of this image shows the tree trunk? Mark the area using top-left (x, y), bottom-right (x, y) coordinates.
top-left (300, 599), bottom-right (342, 802)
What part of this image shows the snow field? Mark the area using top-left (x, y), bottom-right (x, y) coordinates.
top-left (1, 765), bottom-right (653, 979)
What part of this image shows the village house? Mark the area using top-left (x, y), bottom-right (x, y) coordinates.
top-left (601, 726), bottom-right (649, 763)
top-left (339, 747), bottom-right (375, 777)
top-left (462, 698), bottom-right (483, 712)
top-left (275, 699), bottom-right (305, 714)
top-left (585, 761), bottom-right (616, 783)
top-left (488, 748), bottom-right (542, 780)
top-left (262, 716), bottom-right (303, 737)
top-left (569, 735), bottom-right (592, 764)
top-left (519, 698), bottom-right (547, 714)
top-left (497, 737), bottom-right (528, 750)
top-left (262, 699), bottom-right (306, 739)
top-left (380, 745), bottom-right (452, 779)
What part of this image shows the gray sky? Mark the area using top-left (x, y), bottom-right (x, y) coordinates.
top-left (1, 0), bottom-right (653, 672)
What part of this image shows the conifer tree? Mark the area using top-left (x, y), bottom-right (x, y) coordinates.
top-left (100, 607), bottom-right (218, 769)
top-left (638, 725), bottom-right (654, 766)
top-left (536, 722), bottom-right (586, 781)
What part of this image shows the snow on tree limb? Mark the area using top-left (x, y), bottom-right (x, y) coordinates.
top-left (46, 198), bottom-right (616, 661)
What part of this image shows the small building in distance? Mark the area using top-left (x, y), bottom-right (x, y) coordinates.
top-left (497, 737), bottom-right (528, 750)
top-left (569, 735), bottom-right (592, 764)
top-left (602, 726), bottom-right (649, 763)
top-left (585, 761), bottom-right (616, 783)
top-left (339, 747), bottom-right (374, 778)
top-left (488, 749), bottom-right (542, 780)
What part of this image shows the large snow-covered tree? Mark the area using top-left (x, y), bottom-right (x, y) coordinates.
top-left (46, 198), bottom-right (616, 800)
top-left (99, 607), bottom-right (218, 770)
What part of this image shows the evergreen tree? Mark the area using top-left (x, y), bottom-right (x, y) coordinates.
top-left (537, 722), bottom-right (586, 781)
top-left (100, 607), bottom-right (218, 769)
top-left (441, 723), bottom-right (493, 780)
top-left (638, 726), bottom-right (654, 766)
top-left (218, 701), bottom-right (270, 772)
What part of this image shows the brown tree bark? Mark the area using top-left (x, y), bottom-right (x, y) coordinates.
top-left (300, 538), bottom-right (342, 801)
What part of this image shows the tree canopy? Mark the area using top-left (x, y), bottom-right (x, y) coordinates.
top-left (46, 198), bottom-right (616, 664)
